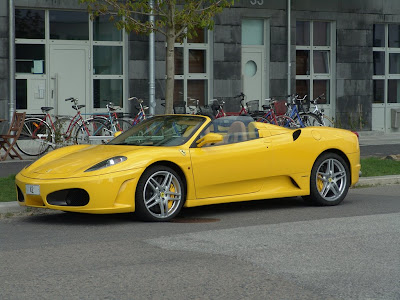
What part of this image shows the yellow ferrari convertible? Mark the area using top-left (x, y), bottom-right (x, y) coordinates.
top-left (16, 115), bottom-right (360, 221)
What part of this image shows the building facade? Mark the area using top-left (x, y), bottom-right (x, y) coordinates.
top-left (1, 0), bottom-right (400, 132)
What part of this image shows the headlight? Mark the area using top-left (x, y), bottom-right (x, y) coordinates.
top-left (85, 156), bottom-right (127, 172)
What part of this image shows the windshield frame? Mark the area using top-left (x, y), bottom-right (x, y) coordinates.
top-left (108, 115), bottom-right (207, 147)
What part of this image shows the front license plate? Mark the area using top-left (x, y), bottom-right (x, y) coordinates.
top-left (26, 185), bottom-right (40, 195)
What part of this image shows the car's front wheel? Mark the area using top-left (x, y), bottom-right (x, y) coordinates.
top-left (135, 165), bottom-right (185, 221)
top-left (304, 153), bottom-right (350, 206)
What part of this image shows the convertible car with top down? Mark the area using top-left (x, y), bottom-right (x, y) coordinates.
top-left (15, 115), bottom-right (360, 221)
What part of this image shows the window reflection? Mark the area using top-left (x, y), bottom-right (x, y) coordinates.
top-left (93, 46), bottom-right (123, 75)
top-left (16, 79), bottom-right (28, 109)
top-left (15, 9), bottom-right (45, 39)
top-left (373, 80), bottom-right (384, 103)
top-left (296, 50), bottom-right (309, 75)
top-left (313, 80), bottom-right (329, 104)
top-left (50, 11), bottom-right (89, 40)
top-left (389, 24), bottom-right (400, 48)
top-left (313, 51), bottom-right (329, 74)
top-left (296, 80), bottom-right (309, 99)
top-left (93, 15), bottom-right (122, 41)
top-left (174, 80), bottom-right (184, 103)
top-left (313, 22), bottom-right (330, 46)
top-left (388, 80), bottom-right (400, 103)
top-left (373, 24), bottom-right (385, 47)
top-left (373, 52), bottom-right (385, 75)
top-left (15, 44), bottom-right (45, 74)
top-left (188, 28), bottom-right (207, 43)
top-left (174, 48), bottom-right (184, 75)
top-left (296, 21), bottom-right (310, 46)
top-left (189, 50), bottom-right (206, 73)
top-left (389, 53), bottom-right (400, 74)
top-left (93, 79), bottom-right (123, 108)
top-left (188, 80), bottom-right (207, 106)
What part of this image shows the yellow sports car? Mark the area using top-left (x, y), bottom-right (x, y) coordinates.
top-left (15, 115), bottom-right (360, 222)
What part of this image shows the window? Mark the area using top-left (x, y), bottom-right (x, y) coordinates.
top-left (15, 44), bottom-right (45, 74)
top-left (373, 24), bottom-right (400, 104)
top-left (49, 11), bottom-right (89, 40)
top-left (296, 21), bottom-right (333, 104)
top-left (14, 8), bottom-right (126, 112)
top-left (174, 28), bottom-right (210, 107)
top-left (15, 9), bottom-right (45, 39)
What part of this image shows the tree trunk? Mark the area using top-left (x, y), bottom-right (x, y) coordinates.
top-left (165, 29), bottom-right (175, 114)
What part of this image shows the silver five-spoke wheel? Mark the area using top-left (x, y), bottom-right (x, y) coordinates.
top-left (304, 153), bottom-right (350, 206)
top-left (316, 158), bottom-right (347, 201)
top-left (136, 166), bottom-right (185, 221)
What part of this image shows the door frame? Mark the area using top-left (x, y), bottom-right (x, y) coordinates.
top-left (241, 18), bottom-right (270, 110)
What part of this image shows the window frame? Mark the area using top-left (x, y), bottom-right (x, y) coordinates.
top-left (373, 23), bottom-right (400, 104)
top-left (173, 29), bottom-right (212, 107)
top-left (295, 20), bottom-right (336, 105)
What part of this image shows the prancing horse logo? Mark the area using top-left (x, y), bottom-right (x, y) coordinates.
top-left (179, 150), bottom-right (186, 156)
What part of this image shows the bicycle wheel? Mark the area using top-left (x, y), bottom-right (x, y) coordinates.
top-left (276, 115), bottom-right (297, 128)
top-left (113, 118), bottom-right (133, 131)
top-left (16, 118), bottom-right (53, 156)
top-left (298, 113), bottom-right (323, 127)
top-left (322, 115), bottom-right (335, 127)
top-left (75, 119), bottom-right (112, 145)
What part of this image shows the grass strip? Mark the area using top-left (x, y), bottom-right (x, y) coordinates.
top-left (0, 175), bottom-right (16, 202)
top-left (360, 157), bottom-right (400, 177)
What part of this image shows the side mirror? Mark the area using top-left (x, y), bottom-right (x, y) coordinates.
top-left (196, 133), bottom-right (224, 148)
top-left (114, 131), bottom-right (123, 138)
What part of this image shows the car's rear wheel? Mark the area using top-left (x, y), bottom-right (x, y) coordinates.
top-left (304, 153), bottom-right (350, 206)
top-left (135, 165), bottom-right (185, 221)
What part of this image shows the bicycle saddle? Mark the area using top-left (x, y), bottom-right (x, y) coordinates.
top-left (72, 105), bottom-right (85, 110)
top-left (41, 107), bottom-right (54, 112)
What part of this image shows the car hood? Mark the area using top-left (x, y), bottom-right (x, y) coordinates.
top-left (22, 145), bottom-right (150, 178)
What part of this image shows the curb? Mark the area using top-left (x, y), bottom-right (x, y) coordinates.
top-left (1, 175), bottom-right (400, 215)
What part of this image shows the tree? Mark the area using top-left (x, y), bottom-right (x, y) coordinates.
top-left (80, 0), bottom-right (234, 114)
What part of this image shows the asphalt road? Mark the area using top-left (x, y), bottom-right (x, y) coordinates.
top-left (1, 185), bottom-right (399, 300)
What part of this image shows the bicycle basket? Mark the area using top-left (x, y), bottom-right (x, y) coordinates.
top-left (246, 100), bottom-right (259, 113)
top-left (273, 100), bottom-right (287, 115)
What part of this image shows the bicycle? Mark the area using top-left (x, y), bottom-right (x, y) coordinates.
top-left (210, 99), bottom-right (226, 118)
top-left (75, 101), bottom-right (132, 144)
top-left (287, 95), bottom-right (323, 127)
top-left (309, 94), bottom-right (335, 127)
top-left (185, 97), bottom-right (215, 119)
top-left (128, 97), bottom-right (148, 125)
top-left (254, 99), bottom-right (297, 128)
top-left (16, 97), bottom-right (92, 156)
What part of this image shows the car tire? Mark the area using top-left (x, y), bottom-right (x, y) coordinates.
top-left (135, 165), bottom-right (185, 222)
top-left (303, 153), bottom-right (350, 206)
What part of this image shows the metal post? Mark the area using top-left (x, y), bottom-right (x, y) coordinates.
top-left (9, 0), bottom-right (15, 123)
top-left (149, 0), bottom-right (156, 116)
top-left (287, 0), bottom-right (291, 97)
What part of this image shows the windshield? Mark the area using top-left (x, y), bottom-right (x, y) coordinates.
top-left (108, 115), bottom-right (206, 146)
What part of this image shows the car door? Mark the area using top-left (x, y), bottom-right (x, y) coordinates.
top-left (189, 137), bottom-right (272, 199)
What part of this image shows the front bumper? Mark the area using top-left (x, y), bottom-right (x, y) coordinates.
top-left (15, 168), bottom-right (143, 214)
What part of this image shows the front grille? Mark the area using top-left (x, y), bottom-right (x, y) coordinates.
top-left (47, 189), bottom-right (89, 206)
